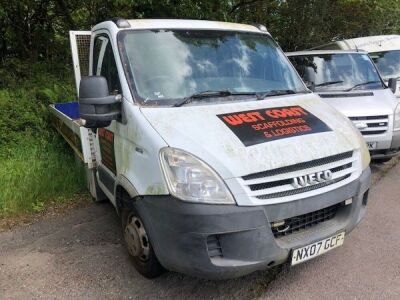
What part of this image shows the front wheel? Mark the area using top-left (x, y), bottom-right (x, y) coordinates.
top-left (121, 207), bottom-right (165, 278)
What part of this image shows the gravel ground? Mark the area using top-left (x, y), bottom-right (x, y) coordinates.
top-left (0, 162), bottom-right (399, 299)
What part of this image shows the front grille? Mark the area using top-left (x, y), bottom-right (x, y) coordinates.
top-left (362, 130), bottom-right (387, 135)
top-left (349, 115), bottom-right (386, 120)
top-left (349, 115), bottom-right (388, 136)
top-left (319, 92), bottom-right (374, 98)
top-left (241, 151), bottom-right (356, 201)
top-left (207, 235), bottom-right (223, 258)
top-left (256, 174), bottom-right (351, 199)
top-left (271, 203), bottom-right (341, 238)
top-left (249, 163), bottom-right (352, 192)
top-left (243, 151), bottom-right (353, 180)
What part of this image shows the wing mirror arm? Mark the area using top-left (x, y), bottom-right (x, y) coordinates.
top-left (388, 77), bottom-right (397, 94)
top-left (306, 81), bottom-right (315, 92)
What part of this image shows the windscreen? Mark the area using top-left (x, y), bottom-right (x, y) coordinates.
top-left (119, 30), bottom-right (307, 105)
top-left (289, 53), bottom-right (384, 92)
top-left (369, 50), bottom-right (400, 80)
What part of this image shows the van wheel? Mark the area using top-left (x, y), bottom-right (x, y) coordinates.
top-left (121, 207), bottom-right (165, 278)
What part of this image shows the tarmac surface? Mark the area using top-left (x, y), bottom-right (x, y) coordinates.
top-left (0, 162), bottom-right (399, 299)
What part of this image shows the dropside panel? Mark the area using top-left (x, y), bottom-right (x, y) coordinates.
top-left (49, 103), bottom-right (96, 168)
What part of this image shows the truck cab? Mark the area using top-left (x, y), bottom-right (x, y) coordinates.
top-left (50, 19), bottom-right (371, 279)
top-left (287, 50), bottom-right (400, 162)
top-left (314, 35), bottom-right (400, 97)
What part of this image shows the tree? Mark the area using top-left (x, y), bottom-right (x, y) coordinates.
top-left (1, 0), bottom-right (400, 65)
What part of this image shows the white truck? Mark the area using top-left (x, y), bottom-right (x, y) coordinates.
top-left (287, 50), bottom-right (400, 162)
top-left (50, 19), bottom-right (371, 279)
top-left (315, 35), bottom-right (400, 97)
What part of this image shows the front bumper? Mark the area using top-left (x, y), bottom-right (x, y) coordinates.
top-left (370, 130), bottom-right (400, 159)
top-left (136, 168), bottom-right (371, 280)
top-left (392, 129), bottom-right (400, 148)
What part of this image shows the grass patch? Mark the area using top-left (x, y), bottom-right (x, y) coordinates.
top-left (0, 137), bottom-right (86, 217)
top-left (0, 62), bottom-right (87, 218)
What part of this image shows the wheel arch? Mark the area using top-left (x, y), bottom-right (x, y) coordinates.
top-left (115, 175), bottom-right (139, 215)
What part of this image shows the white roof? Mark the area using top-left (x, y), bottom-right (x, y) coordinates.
top-left (286, 50), bottom-right (363, 56)
top-left (124, 19), bottom-right (265, 33)
top-left (340, 35), bottom-right (400, 52)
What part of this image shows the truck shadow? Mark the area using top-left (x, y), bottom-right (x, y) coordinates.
top-left (370, 157), bottom-right (399, 181)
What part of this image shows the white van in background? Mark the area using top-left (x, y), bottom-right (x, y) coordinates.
top-left (314, 35), bottom-right (400, 97)
top-left (287, 50), bottom-right (400, 162)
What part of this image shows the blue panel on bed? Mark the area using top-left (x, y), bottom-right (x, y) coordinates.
top-left (55, 102), bottom-right (80, 120)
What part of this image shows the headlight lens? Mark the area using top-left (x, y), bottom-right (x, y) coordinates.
top-left (354, 124), bottom-right (370, 169)
top-left (360, 138), bottom-right (371, 170)
top-left (343, 115), bottom-right (370, 169)
top-left (160, 148), bottom-right (235, 204)
top-left (394, 103), bottom-right (400, 130)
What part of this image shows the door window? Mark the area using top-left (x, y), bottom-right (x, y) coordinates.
top-left (93, 35), bottom-right (122, 94)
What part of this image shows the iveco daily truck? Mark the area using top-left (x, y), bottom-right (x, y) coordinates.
top-left (50, 19), bottom-right (371, 279)
top-left (287, 50), bottom-right (400, 162)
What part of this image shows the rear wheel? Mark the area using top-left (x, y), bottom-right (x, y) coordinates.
top-left (121, 207), bottom-right (165, 278)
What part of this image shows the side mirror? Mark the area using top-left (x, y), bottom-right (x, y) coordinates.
top-left (388, 77), bottom-right (397, 94)
top-left (305, 80), bottom-right (315, 92)
top-left (79, 76), bottom-right (121, 128)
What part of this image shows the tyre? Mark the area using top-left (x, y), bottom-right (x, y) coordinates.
top-left (121, 207), bottom-right (165, 278)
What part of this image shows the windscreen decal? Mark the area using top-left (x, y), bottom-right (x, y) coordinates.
top-left (217, 106), bottom-right (332, 146)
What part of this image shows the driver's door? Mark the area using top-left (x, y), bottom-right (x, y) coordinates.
top-left (91, 33), bottom-right (122, 197)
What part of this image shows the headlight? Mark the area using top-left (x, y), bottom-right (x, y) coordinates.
top-left (394, 103), bottom-right (400, 130)
top-left (354, 125), bottom-right (371, 169)
top-left (343, 115), bottom-right (370, 169)
top-left (160, 148), bottom-right (235, 204)
top-left (360, 139), bottom-right (371, 170)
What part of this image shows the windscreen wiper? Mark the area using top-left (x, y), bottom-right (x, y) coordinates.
top-left (345, 80), bottom-right (381, 91)
top-left (255, 89), bottom-right (297, 100)
top-left (173, 90), bottom-right (258, 107)
top-left (315, 80), bottom-right (344, 87)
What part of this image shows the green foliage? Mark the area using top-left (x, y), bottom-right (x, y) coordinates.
top-left (0, 136), bottom-right (86, 217)
top-left (1, 0), bottom-right (400, 61)
top-left (0, 68), bottom-right (85, 217)
top-left (0, 62), bottom-right (75, 155)
top-left (229, 0), bottom-right (400, 50)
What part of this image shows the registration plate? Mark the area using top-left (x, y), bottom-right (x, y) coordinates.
top-left (367, 142), bottom-right (377, 150)
top-left (291, 232), bottom-right (345, 266)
